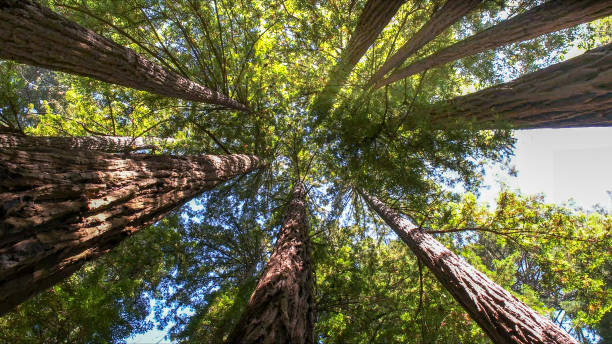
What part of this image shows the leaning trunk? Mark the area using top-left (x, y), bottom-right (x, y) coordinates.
top-left (0, 134), bottom-right (261, 315)
top-left (0, 0), bottom-right (248, 112)
top-left (0, 133), bottom-right (176, 152)
top-left (226, 182), bottom-right (314, 344)
top-left (376, 0), bottom-right (612, 88)
top-left (360, 190), bottom-right (578, 344)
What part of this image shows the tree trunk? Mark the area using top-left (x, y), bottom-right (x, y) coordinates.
top-left (311, 0), bottom-right (406, 121)
top-left (226, 181), bottom-right (314, 344)
top-left (429, 43), bottom-right (612, 129)
top-left (367, 0), bottom-right (483, 87)
top-left (0, 135), bottom-right (262, 315)
top-left (360, 190), bottom-right (578, 344)
top-left (0, 133), bottom-right (176, 152)
top-left (375, 0), bottom-right (612, 89)
top-left (0, 0), bottom-right (249, 112)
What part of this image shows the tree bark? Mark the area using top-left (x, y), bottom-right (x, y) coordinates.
top-left (367, 0), bottom-right (483, 87)
top-left (360, 190), bottom-right (578, 344)
top-left (375, 0), bottom-right (612, 89)
top-left (429, 43), bottom-right (612, 129)
top-left (311, 0), bottom-right (406, 121)
top-left (0, 0), bottom-right (249, 112)
top-left (0, 133), bottom-right (176, 152)
top-left (0, 134), bottom-right (262, 315)
top-left (226, 181), bottom-right (314, 344)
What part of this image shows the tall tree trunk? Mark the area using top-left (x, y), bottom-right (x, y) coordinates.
top-left (0, 133), bottom-right (176, 152)
top-left (367, 0), bottom-right (483, 87)
top-left (0, 135), bottom-right (262, 315)
top-left (0, 0), bottom-right (249, 112)
top-left (375, 0), bottom-right (612, 89)
top-left (311, 0), bottom-right (406, 121)
top-left (428, 43), bottom-right (612, 129)
top-left (226, 181), bottom-right (314, 344)
top-left (359, 190), bottom-right (578, 344)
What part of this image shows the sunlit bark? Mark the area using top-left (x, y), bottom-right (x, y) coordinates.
top-left (0, 133), bottom-right (176, 152)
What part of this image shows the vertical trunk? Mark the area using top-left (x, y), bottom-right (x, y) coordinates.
top-left (367, 0), bottom-right (483, 87)
top-left (0, 134), bottom-right (262, 315)
top-left (0, 133), bottom-right (176, 152)
top-left (429, 43), bottom-right (612, 129)
top-left (311, 0), bottom-right (406, 120)
top-left (360, 190), bottom-right (578, 344)
top-left (376, 0), bottom-right (612, 89)
top-left (0, 0), bottom-right (249, 112)
top-left (226, 182), bottom-right (314, 344)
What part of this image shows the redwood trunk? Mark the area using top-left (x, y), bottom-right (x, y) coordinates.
top-left (360, 190), bottom-right (578, 344)
top-left (226, 182), bottom-right (314, 344)
top-left (367, 0), bottom-right (483, 87)
top-left (432, 43), bottom-right (612, 129)
top-left (0, 133), bottom-right (175, 152)
top-left (0, 135), bottom-right (261, 315)
top-left (376, 0), bottom-right (612, 89)
top-left (0, 0), bottom-right (249, 112)
top-left (311, 0), bottom-right (406, 120)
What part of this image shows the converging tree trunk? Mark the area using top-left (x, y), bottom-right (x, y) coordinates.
top-left (375, 0), bottom-right (612, 89)
top-left (226, 181), bottom-right (314, 344)
top-left (428, 43), bottom-right (612, 129)
top-left (360, 190), bottom-right (578, 344)
top-left (0, 134), bottom-right (262, 315)
top-left (0, 0), bottom-right (249, 112)
top-left (0, 133), bottom-right (176, 153)
top-left (367, 0), bottom-right (483, 87)
top-left (311, 0), bottom-right (405, 121)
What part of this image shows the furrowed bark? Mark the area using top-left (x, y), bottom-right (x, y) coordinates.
top-left (360, 190), bottom-right (578, 344)
top-left (311, 0), bottom-right (406, 121)
top-left (226, 181), bottom-right (314, 344)
top-left (0, 0), bottom-right (249, 112)
top-left (430, 43), bottom-right (612, 129)
top-left (0, 135), bottom-right (262, 315)
top-left (0, 133), bottom-right (176, 152)
top-left (367, 0), bottom-right (483, 87)
top-left (376, 0), bottom-right (612, 89)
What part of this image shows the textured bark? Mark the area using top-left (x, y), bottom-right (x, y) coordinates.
top-left (430, 43), bottom-right (612, 129)
top-left (375, 0), bottom-right (612, 89)
top-left (0, 0), bottom-right (249, 112)
top-left (311, 0), bottom-right (406, 120)
top-left (367, 0), bottom-right (483, 87)
top-left (226, 182), bottom-right (314, 344)
top-left (0, 135), bottom-right (262, 315)
top-left (360, 190), bottom-right (578, 344)
top-left (0, 133), bottom-right (176, 152)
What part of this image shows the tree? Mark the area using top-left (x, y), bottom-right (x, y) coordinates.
top-left (226, 181), bottom-right (314, 344)
top-left (359, 190), bottom-right (579, 344)
top-left (0, 132), bottom-right (262, 315)
top-left (375, 0), bottom-right (612, 88)
top-left (0, 0), bottom-right (249, 111)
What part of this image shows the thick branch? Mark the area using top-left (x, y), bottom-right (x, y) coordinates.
top-left (0, 133), bottom-right (176, 152)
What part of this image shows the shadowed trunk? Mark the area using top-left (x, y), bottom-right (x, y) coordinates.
top-left (0, 0), bottom-right (249, 112)
top-left (0, 133), bottom-right (176, 152)
top-left (226, 181), bottom-right (314, 344)
top-left (360, 190), bottom-right (578, 344)
top-left (427, 43), bottom-right (612, 129)
top-left (311, 0), bottom-right (406, 121)
top-left (367, 0), bottom-right (483, 87)
top-left (0, 134), bottom-right (262, 315)
top-left (376, 0), bottom-right (612, 89)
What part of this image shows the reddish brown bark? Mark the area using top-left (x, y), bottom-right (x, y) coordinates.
top-left (367, 0), bottom-right (483, 87)
top-left (226, 182), bottom-right (314, 344)
top-left (0, 134), bottom-right (262, 315)
top-left (0, 133), bottom-right (176, 152)
top-left (311, 0), bottom-right (406, 120)
top-left (0, 0), bottom-right (249, 112)
top-left (430, 43), bottom-right (612, 129)
top-left (376, 0), bottom-right (612, 89)
top-left (360, 190), bottom-right (578, 344)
